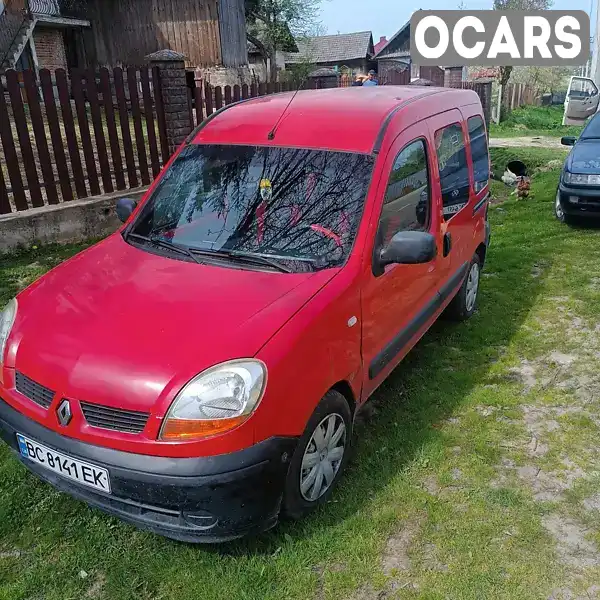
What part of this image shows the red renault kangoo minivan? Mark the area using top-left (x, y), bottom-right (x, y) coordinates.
top-left (0, 86), bottom-right (491, 542)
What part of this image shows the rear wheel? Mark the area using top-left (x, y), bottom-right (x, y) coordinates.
top-left (283, 390), bottom-right (351, 519)
top-left (445, 254), bottom-right (481, 321)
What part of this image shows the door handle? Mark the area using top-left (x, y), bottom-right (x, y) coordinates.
top-left (443, 232), bottom-right (452, 257)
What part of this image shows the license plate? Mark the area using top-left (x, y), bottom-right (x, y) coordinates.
top-left (16, 434), bottom-right (111, 494)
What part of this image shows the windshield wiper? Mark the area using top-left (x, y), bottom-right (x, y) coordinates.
top-left (184, 247), bottom-right (294, 274)
top-left (227, 250), bottom-right (295, 274)
top-left (127, 233), bottom-right (205, 265)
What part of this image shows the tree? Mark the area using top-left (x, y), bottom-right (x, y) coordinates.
top-left (493, 0), bottom-right (552, 118)
top-left (246, 0), bottom-right (325, 82)
top-left (511, 66), bottom-right (570, 94)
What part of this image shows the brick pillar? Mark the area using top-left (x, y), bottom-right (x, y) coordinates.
top-left (146, 50), bottom-right (193, 156)
top-left (444, 66), bottom-right (463, 88)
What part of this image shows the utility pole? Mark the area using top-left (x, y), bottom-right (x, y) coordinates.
top-left (592, 0), bottom-right (600, 84)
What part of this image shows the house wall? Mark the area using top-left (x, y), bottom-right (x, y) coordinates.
top-left (33, 27), bottom-right (67, 71)
top-left (378, 58), bottom-right (409, 79)
top-left (248, 50), bottom-right (285, 82)
top-left (377, 34), bottom-right (410, 58)
top-left (79, 0), bottom-right (247, 68)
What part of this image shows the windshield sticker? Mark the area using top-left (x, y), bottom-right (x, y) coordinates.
top-left (260, 179), bottom-right (273, 202)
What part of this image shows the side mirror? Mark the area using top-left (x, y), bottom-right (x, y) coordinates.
top-left (561, 136), bottom-right (577, 146)
top-left (379, 231), bottom-right (437, 268)
top-left (116, 197), bottom-right (138, 223)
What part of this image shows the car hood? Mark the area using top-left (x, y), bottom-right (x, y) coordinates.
top-left (9, 235), bottom-right (337, 414)
top-left (567, 140), bottom-right (600, 173)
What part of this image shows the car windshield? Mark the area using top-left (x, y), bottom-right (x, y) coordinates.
top-left (129, 144), bottom-right (375, 272)
top-left (580, 114), bottom-right (600, 140)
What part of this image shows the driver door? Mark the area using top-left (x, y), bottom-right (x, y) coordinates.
top-left (563, 77), bottom-right (600, 126)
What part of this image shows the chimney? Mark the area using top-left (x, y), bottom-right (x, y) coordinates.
top-left (380, 36), bottom-right (387, 44)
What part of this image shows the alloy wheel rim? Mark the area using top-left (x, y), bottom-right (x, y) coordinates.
top-left (555, 192), bottom-right (564, 219)
top-left (465, 263), bottom-right (480, 313)
top-left (300, 413), bottom-right (346, 502)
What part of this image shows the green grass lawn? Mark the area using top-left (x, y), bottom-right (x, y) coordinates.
top-left (490, 105), bottom-right (584, 139)
top-left (2, 151), bottom-right (600, 599)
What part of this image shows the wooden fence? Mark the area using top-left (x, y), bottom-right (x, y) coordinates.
top-left (190, 80), bottom-right (319, 127)
top-left (0, 63), bottom-right (493, 216)
top-left (0, 66), bottom-right (168, 214)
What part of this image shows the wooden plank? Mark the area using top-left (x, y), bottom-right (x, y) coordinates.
top-left (267, 82), bottom-right (275, 95)
top-left (127, 67), bottom-right (150, 186)
top-left (0, 160), bottom-right (10, 214)
top-left (233, 84), bottom-right (241, 102)
top-left (114, 67), bottom-right (138, 188)
top-left (22, 69), bottom-right (59, 205)
top-left (99, 67), bottom-right (126, 190)
top-left (71, 69), bottom-right (101, 196)
top-left (224, 85), bottom-right (232, 105)
top-left (250, 83), bottom-right (258, 97)
top-left (0, 75), bottom-right (26, 211)
top-left (214, 86), bottom-right (223, 110)
top-left (55, 68), bottom-right (87, 198)
top-left (275, 82), bottom-right (281, 93)
top-left (40, 69), bottom-right (73, 202)
top-left (241, 83), bottom-right (249, 99)
top-left (183, 0), bottom-right (196, 65)
top-left (140, 67), bottom-right (161, 178)
top-left (6, 70), bottom-right (44, 208)
top-left (194, 85), bottom-right (204, 126)
top-left (85, 68), bottom-right (113, 194)
top-left (184, 0), bottom-right (199, 65)
top-left (218, 0), bottom-right (245, 67)
top-left (205, 82), bottom-right (214, 115)
top-left (152, 66), bottom-right (170, 165)
top-left (258, 83), bottom-right (266, 96)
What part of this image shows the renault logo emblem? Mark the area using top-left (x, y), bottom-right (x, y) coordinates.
top-left (56, 400), bottom-right (72, 427)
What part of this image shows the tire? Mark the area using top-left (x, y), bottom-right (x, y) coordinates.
top-left (445, 254), bottom-right (481, 322)
top-left (555, 189), bottom-right (572, 224)
top-left (282, 390), bottom-right (352, 520)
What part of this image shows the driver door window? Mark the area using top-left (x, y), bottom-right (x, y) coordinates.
top-left (569, 77), bottom-right (598, 99)
top-left (378, 139), bottom-right (431, 247)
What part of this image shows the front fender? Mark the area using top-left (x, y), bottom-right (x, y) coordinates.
top-left (252, 267), bottom-right (362, 442)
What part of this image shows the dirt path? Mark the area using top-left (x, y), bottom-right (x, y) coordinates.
top-left (490, 136), bottom-right (570, 150)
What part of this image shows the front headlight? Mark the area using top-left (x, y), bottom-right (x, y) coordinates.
top-left (0, 299), bottom-right (17, 364)
top-left (564, 172), bottom-right (600, 185)
top-left (160, 359), bottom-right (267, 441)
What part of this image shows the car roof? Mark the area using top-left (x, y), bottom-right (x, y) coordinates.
top-left (192, 86), bottom-right (479, 155)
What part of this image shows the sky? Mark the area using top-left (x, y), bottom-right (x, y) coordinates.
top-left (319, 0), bottom-right (595, 42)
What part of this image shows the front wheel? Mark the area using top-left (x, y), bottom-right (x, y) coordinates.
top-left (445, 254), bottom-right (481, 321)
top-left (555, 189), bottom-right (572, 224)
top-left (282, 390), bottom-right (352, 520)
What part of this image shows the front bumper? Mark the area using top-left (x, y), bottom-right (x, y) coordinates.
top-left (0, 397), bottom-right (298, 543)
top-left (558, 182), bottom-right (600, 216)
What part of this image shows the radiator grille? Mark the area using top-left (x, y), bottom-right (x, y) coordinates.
top-left (15, 372), bottom-right (55, 409)
top-left (80, 401), bottom-right (149, 434)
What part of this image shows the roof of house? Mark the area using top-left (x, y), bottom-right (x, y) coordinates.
top-left (373, 19), bottom-right (410, 59)
top-left (285, 31), bottom-right (374, 64)
top-left (192, 86), bottom-right (476, 154)
top-left (377, 50), bottom-right (410, 60)
top-left (374, 36), bottom-right (389, 55)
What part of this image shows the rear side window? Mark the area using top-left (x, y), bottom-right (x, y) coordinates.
top-left (378, 140), bottom-right (430, 245)
top-left (434, 124), bottom-right (469, 221)
top-left (468, 116), bottom-right (490, 194)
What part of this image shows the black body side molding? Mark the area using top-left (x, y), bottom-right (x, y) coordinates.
top-left (472, 193), bottom-right (490, 216)
top-left (368, 262), bottom-right (469, 380)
